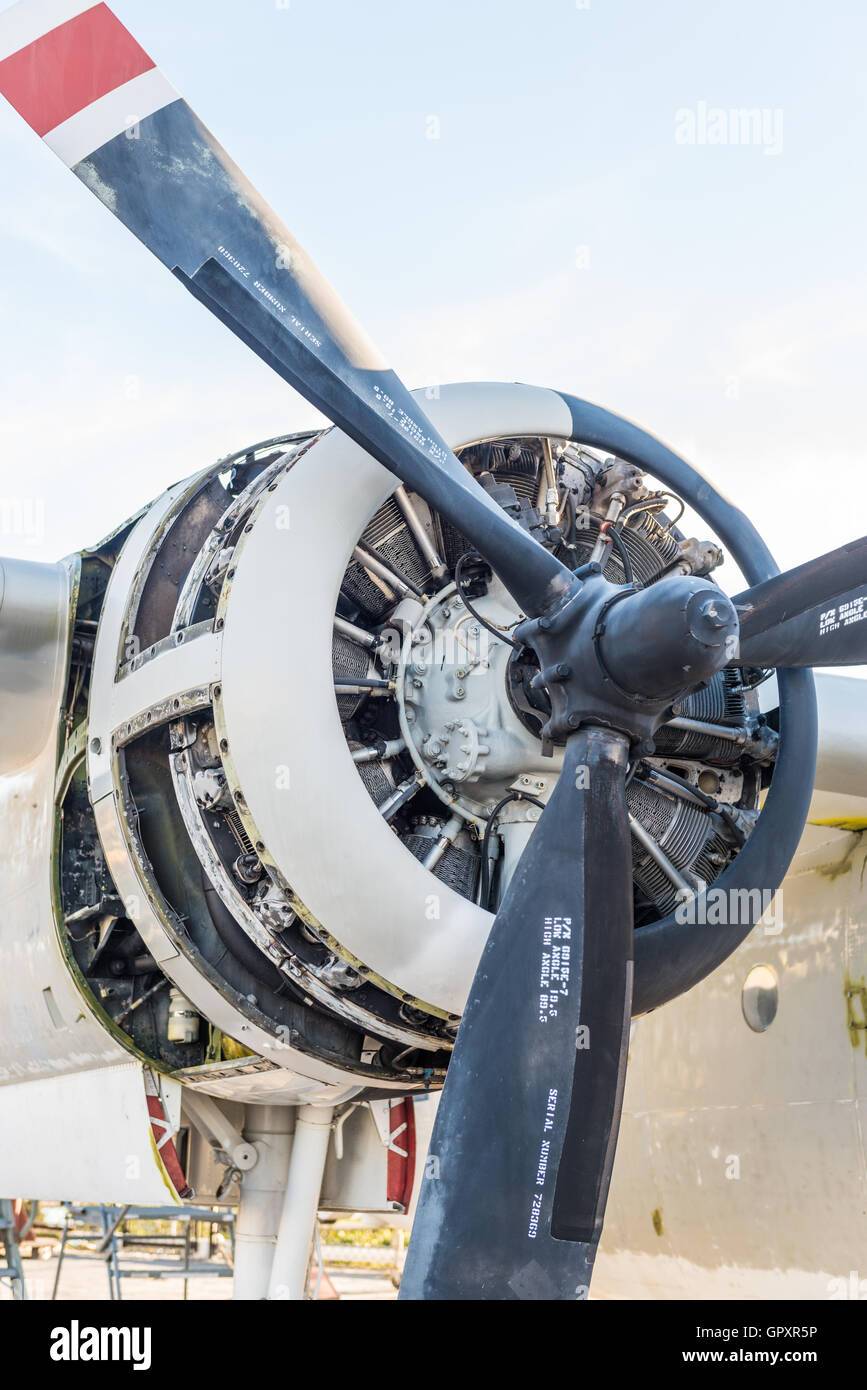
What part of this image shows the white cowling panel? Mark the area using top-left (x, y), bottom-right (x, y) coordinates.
top-left (0, 1063), bottom-right (183, 1204)
top-left (0, 556), bottom-right (69, 776)
top-left (220, 382), bottom-right (574, 1017)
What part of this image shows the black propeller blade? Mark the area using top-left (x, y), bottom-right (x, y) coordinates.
top-left (400, 727), bottom-right (634, 1300)
top-left (401, 576), bottom-right (741, 1299)
top-left (733, 537), bottom-right (867, 668)
top-left (0, 0), bottom-right (568, 621)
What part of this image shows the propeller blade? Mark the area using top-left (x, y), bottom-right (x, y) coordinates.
top-left (400, 726), bottom-right (633, 1301)
top-left (0, 0), bottom-right (569, 618)
top-left (733, 536), bottom-right (867, 668)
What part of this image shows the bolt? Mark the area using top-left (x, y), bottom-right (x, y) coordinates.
top-left (699, 597), bottom-right (729, 629)
top-left (568, 713), bottom-right (581, 728)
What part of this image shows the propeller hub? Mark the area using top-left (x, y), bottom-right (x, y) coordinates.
top-left (516, 571), bottom-right (740, 745)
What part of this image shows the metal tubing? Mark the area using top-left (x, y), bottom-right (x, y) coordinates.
top-left (394, 485), bottom-right (448, 579)
top-left (422, 813), bottom-right (463, 871)
top-left (354, 544), bottom-right (423, 600)
top-left (380, 775), bottom-right (422, 823)
top-left (589, 494), bottom-right (625, 565)
top-left (334, 615), bottom-right (378, 649)
top-left (666, 715), bottom-right (745, 744)
top-left (644, 767), bottom-right (710, 810)
top-left (234, 1106), bottom-right (294, 1301)
top-left (629, 814), bottom-right (692, 894)
top-left (537, 438), bottom-right (559, 527)
top-left (334, 677), bottom-right (392, 693)
top-left (352, 738), bottom-right (405, 764)
top-left (268, 1105), bottom-right (334, 1301)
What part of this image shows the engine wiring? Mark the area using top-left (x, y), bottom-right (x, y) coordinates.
top-left (621, 492), bottom-right (685, 531)
top-left (599, 522), bottom-right (635, 585)
top-left (454, 550), bottom-right (520, 649)
top-left (737, 666), bottom-right (776, 691)
top-left (479, 791), bottom-right (547, 911)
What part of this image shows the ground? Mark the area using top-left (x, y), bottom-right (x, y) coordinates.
top-left (1, 1246), bottom-right (398, 1302)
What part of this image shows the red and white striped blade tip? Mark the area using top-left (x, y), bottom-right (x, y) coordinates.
top-left (0, 0), bottom-right (178, 166)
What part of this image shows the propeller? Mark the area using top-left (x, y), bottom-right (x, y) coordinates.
top-left (732, 536), bottom-right (867, 669)
top-left (398, 726), bottom-right (634, 1299)
top-left (1, 0), bottom-right (865, 1302)
top-left (0, 0), bottom-right (568, 620)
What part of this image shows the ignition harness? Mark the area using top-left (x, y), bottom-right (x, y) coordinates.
top-left (454, 550), bottom-right (520, 649)
top-left (480, 790), bottom-right (547, 911)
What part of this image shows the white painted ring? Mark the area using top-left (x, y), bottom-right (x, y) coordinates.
top-left (219, 382), bottom-right (574, 1016)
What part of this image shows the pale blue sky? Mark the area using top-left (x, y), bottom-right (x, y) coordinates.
top-left (1, 0), bottom-right (866, 599)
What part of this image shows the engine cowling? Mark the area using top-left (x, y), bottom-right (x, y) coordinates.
top-left (29, 383), bottom-right (769, 1102)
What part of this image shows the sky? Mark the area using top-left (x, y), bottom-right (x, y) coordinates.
top-left (0, 0), bottom-right (866, 635)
